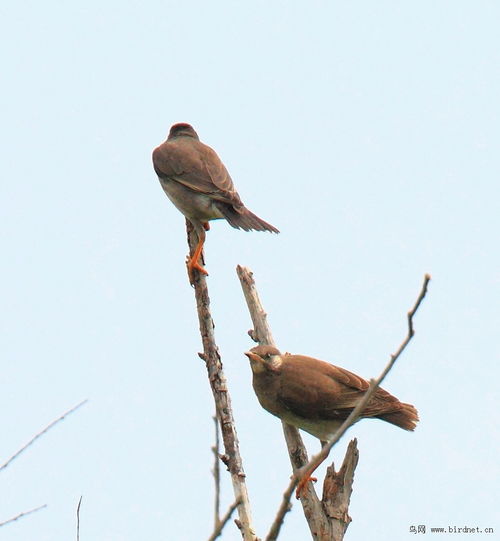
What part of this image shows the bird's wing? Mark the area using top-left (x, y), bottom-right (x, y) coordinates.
top-left (277, 356), bottom-right (389, 420)
top-left (152, 139), bottom-right (243, 207)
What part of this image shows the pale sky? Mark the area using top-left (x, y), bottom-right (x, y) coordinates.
top-left (1, 2), bottom-right (498, 540)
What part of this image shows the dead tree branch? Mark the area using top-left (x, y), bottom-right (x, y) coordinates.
top-left (237, 265), bottom-right (336, 540)
top-left (264, 478), bottom-right (295, 541)
top-left (186, 222), bottom-right (256, 541)
top-left (237, 266), bottom-right (430, 540)
top-left (208, 498), bottom-right (242, 541)
top-left (321, 439), bottom-right (359, 539)
top-left (0, 400), bottom-right (88, 473)
top-left (211, 415), bottom-right (221, 529)
top-left (0, 504), bottom-right (47, 528)
top-left (76, 496), bottom-right (82, 541)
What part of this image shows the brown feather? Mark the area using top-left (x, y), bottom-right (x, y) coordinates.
top-left (214, 202), bottom-right (279, 232)
top-left (153, 137), bottom-right (242, 208)
top-left (246, 346), bottom-right (419, 440)
top-left (377, 403), bottom-right (419, 431)
top-left (153, 123), bottom-right (279, 233)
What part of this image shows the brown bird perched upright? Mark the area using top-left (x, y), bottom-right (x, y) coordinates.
top-left (244, 345), bottom-right (418, 496)
top-left (152, 123), bottom-right (279, 280)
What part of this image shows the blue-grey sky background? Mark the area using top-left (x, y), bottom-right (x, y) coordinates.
top-left (1, 2), bottom-right (498, 540)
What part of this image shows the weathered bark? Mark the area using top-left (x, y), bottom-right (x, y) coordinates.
top-left (186, 222), bottom-right (257, 541)
top-left (322, 439), bottom-right (359, 539)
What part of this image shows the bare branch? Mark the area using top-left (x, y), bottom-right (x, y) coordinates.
top-left (264, 481), bottom-right (295, 541)
top-left (322, 439), bottom-right (359, 539)
top-left (211, 415), bottom-right (221, 528)
top-left (0, 400), bottom-right (88, 473)
top-left (238, 267), bottom-right (430, 540)
top-left (207, 498), bottom-right (242, 541)
top-left (76, 496), bottom-right (82, 541)
top-left (186, 222), bottom-right (257, 541)
top-left (295, 273), bottom-right (431, 480)
top-left (237, 265), bottom-right (333, 539)
top-left (237, 265), bottom-right (276, 346)
top-left (0, 504), bottom-right (47, 528)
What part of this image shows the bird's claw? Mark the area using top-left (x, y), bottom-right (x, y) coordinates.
top-left (186, 256), bottom-right (208, 285)
top-left (295, 475), bottom-right (317, 499)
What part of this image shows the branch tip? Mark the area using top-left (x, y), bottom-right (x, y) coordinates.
top-left (294, 272), bottom-right (431, 483)
top-left (0, 504), bottom-right (47, 528)
top-left (0, 400), bottom-right (88, 473)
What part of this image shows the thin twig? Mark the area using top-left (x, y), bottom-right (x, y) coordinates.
top-left (76, 496), bottom-right (82, 541)
top-left (264, 482), bottom-right (295, 541)
top-left (287, 274), bottom-right (431, 494)
top-left (212, 415), bottom-right (221, 528)
top-left (0, 400), bottom-right (88, 472)
top-left (0, 504), bottom-right (47, 528)
top-left (207, 498), bottom-right (242, 541)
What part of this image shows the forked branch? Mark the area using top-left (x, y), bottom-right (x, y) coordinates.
top-left (237, 266), bottom-right (430, 540)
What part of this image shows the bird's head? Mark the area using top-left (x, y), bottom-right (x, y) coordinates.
top-left (168, 123), bottom-right (199, 140)
top-left (244, 345), bottom-right (283, 374)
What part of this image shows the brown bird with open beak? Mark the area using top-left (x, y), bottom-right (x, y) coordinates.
top-left (152, 123), bottom-right (279, 280)
top-left (244, 345), bottom-right (418, 497)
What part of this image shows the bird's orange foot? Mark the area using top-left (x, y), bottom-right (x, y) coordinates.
top-left (186, 256), bottom-right (209, 284)
top-left (295, 475), bottom-right (317, 499)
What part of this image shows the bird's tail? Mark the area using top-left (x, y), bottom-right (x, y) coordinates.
top-left (378, 403), bottom-right (419, 431)
top-left (215, 202), bottom-right (279, 233)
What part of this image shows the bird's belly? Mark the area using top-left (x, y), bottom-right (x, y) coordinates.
top-left (159, 178), bottom-right (225, 222)
top-left (279, 410), bottom-right (342, 442)
top-left (256, 392), bottom-right (342, 441)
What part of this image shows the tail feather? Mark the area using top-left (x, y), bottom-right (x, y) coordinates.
top-left (215, 202), bottom-right (279, 233)
top-left (378, 403), bottom-right (419, 431)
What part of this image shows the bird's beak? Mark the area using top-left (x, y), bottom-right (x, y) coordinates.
top-left (244, 351), bottom-right (267, 374)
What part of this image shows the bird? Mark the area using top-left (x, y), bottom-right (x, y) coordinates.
top-left (152, 123), bottom-right (279, 281)
top-left (244, 345), bottom-right (418, 497)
